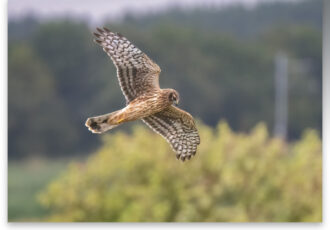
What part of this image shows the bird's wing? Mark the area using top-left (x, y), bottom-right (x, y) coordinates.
top-left (94, 27), bottom-right (161, 103)
top-left (142, 106), bottom-right (200, 161)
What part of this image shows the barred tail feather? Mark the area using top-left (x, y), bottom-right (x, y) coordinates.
top-left (85, 110), bottom-right (123, 134)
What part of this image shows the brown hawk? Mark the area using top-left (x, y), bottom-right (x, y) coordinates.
top-left (85, 27), bottom-right (200, 161)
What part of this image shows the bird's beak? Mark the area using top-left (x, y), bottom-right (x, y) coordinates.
top-left (174, 99), bottom-right (179, 105)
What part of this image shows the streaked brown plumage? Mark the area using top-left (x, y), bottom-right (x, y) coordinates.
top-left (85, 27), bottom-right (200, 161)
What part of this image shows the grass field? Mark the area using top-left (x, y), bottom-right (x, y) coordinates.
top-left (8, 157), bottom-right (73, 221)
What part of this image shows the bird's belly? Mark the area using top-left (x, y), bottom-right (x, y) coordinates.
top-left (123, 97), bottom-right (168, 122)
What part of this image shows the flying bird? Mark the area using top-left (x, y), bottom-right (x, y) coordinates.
top-left (85, 27), bottom-right (200, 161)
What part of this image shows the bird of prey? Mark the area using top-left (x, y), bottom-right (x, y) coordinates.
top-left (85, 27), bottom-right (200, 161)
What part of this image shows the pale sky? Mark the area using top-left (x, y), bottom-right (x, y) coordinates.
top-left (8, 0), bottom-right (301, 24)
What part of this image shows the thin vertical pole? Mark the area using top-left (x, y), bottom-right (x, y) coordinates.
top-left (274, 52), bottom-right (288, 140)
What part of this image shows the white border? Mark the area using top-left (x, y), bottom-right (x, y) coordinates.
top-left (322, 0), bottom-right (329, 227)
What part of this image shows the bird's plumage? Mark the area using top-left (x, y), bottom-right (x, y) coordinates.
top-left (94, 27), bottom-right (161, 103)
top-left (86, 27), bottom-right (200, 161)
top-left (142, 106), bottom-right (200, 161)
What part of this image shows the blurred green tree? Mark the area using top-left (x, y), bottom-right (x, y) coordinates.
top-left (39, 122), bottom-right (321, 222)
top-left (8, 43), bottom-right (78, 158)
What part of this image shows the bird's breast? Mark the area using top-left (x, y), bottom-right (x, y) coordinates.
top-left (124, 93), bottom-right (170, 121)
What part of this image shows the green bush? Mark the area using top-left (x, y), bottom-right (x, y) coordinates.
top-left (38, 121), bottom-right (322, 222)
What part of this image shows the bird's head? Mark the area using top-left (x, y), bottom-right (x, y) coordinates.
top-left (167, 89), bottom-right (180, 106)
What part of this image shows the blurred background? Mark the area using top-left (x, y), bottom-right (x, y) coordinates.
top-left (8, 0), bottom-right (322, 222)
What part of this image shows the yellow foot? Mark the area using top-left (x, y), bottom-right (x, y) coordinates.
top-left (116, 117), bottom-right (125, 124)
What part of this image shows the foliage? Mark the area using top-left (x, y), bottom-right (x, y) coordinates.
top-left (38, 122), bottom-right (322, 222)
top-left (8, 43), bottom-right (78, 158)
top-left (128, 0), bottom-right (322, 39)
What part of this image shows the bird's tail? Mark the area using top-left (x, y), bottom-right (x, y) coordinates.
top-left (85, 110), bottom-right (125, 134)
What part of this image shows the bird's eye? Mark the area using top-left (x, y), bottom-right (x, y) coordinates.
top-left (169, 93), bottom-right (176, 102)
top-left (169, 93), bottom-right (173, 101)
